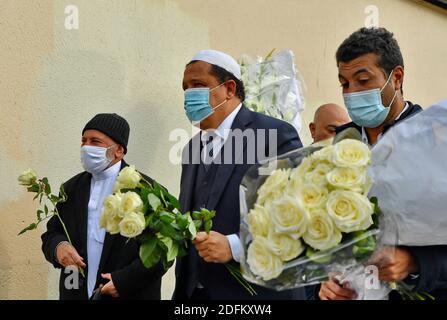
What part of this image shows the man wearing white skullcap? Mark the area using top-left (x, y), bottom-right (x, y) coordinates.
top-left (173, 49), bottom-right (304, 300)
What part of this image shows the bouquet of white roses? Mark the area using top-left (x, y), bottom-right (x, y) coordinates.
top-left (239, 138), bottom-right (390, 291)
top-left (99, 165), bottom-right (214, 271)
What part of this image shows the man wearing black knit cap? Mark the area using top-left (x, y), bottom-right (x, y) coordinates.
top-left (42, 113), bottom-right (165, 300)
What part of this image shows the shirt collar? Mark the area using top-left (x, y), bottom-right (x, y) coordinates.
top-left (201, 103), bottom-right (242, 142)
top-left (92, 160), bottom-right (122, 181)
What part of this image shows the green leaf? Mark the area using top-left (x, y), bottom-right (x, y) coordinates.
top-left (36, 209), bottom-right (44, 220)
top-left (27, 185), bottom-right (40, 193)
top-left (145, 213), bottom-right (154, 228)
top-left (42, 177), bottom-right (51, 195)
top-left (44, 205), bottom-right (49, 215)
top-left (194, 220), bottom-right (202, 231)
top-left (139, 237), bottom-right (161, 269)
top-left (18, 223), bottom-right (37, 235)
top-left (159, 211), bottom-right (175, 224)
top-left (176, 214), bottom-right (189, 230)
top-left (204, 220), bottom-right (213, 233)
top-left (305, 247), bottom-right (332, 264)
top-left (160, 223), bottom-right (183, 241)
top-left (166, 193), bottom-right (180, 210)
top-left (192, 211), bottom-right (202, 220)
top-left (50, 195), bottom-right (60, 203)
top-left (147, 193), bottom-right (162, 211)
top-left (59, 184), bottom-right (67, 202)
top-left (202, 209), bottom-right (216, 221)
top-left (139, 187), bottom-right (150, 206)
top-left (157, 234), bottom-right (178, 262)
top-left (186, 213), bottom-right (198, 239)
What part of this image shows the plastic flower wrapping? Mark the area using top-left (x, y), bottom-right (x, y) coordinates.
top-left (239, 99), bottom-right (447, 299)
top-left (240, 49), bottom-right (305, 133)
top-left (239, 137), bottom-right (396, 294)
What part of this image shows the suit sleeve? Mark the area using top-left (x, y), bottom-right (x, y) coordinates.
top-left (276, 121), bottom-right (303, 155)
top-left (405, 245), bottom-right (447, 292)
top-left (41, 199), bottom-right (69, 269)
top-left (111, 253), bottom-right (166, 298)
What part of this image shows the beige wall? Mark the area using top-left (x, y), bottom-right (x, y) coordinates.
top-left (1, 0), bottom-right (445, 299)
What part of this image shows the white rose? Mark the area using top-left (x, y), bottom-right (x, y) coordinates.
top-left (120, 191), bottom-right (144, 214)
top-left (18, 168), bottom-right (37, 186)
top-left (332, 139), bottom-right (370, 167)
top-left (268, 232), bottom-right (305, 261)
top-left (100, 193), bottom-right (123, 234)
top-left (115, 165), bottom-right (142, 191)
top-left (247, 236), bottom-right (283, 281)
top-left (119, 211), bottom-right (146, 238)
top-left (304, 162), bottom-right (334, 186)
top-left (326, 166), bottom-right (367, 192)
top-left (289, 183), bottom-right (328, 210)
top-left (326, 190), bottom-right (374, 233)
top-left (311, 145), bottom-right (334, 163)
top-left (247, 204), bottom-right (271, 238)
top-left (303, 209), bottom-right (342, 251)
top-left (270, 195), bottom-right (309, 237)
top-left (104, 215), bottom-right (122, 235)
top-left (289, 157), bottom-right (316, 187)
top-left (256, 169), bottom-right (290, 206)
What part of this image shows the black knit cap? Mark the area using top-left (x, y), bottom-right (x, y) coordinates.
top-left (82, 113), bottom-right (130, 154)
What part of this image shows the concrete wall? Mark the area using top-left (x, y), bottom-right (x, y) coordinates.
top-left (1, 0), bottom-right (445, 299)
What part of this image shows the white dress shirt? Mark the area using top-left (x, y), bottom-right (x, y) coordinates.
top-left (86, 160), bottom-right (121, 297)
top-left (200, 104), bottom-right (244, 262)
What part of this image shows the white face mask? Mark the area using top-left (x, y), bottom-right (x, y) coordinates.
top-left (80, 145), bottom-right (115, 174)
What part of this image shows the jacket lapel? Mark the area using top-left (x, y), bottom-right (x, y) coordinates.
top-left (207, 105), bottom-right (253, 210)
top-left (180, 133), bottom-right (201, 213)
top-left (77, 172), bottom-right (92, 259)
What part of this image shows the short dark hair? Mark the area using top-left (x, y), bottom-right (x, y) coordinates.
top-left (187, 61), bottom-right (246, 101)
top-left (336, 27), bottom-right (404, 92)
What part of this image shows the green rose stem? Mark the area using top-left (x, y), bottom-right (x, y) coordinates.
top-left (197, 209), bottom-right (257, 296)
top-left (53, 209), bottom-right (85, 278)
top-left (18, 172), bottom-right (85, 278)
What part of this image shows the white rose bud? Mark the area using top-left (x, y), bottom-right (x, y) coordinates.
top-left (332, 139), bottom-right (371, 167)
top-left (247, 236), bottom-right (283, 281)
top-left (18, 169), bottom-right (38, 186)
top-left (247, 204), bottom-right (271, 238)
top-left (115, 165), bottom-right (142, 190)
top-left (119, 211), bottom-right (146, 238)
top-left (270, 195), bottom-right (310, 238)
top-left (120, 191), bottom-right (144, 214)
top-left (303, 209), bottom-right (342, 251)
top-left (326, 190), bottom-right (374, 233)
top-left (268, 232), bottom-right (305, 261)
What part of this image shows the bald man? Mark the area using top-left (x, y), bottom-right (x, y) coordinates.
top-left (309, 103), bottom-right (350, 143)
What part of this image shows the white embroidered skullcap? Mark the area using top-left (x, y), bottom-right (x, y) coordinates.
top-left (190, 49), bottom-right (241, 80)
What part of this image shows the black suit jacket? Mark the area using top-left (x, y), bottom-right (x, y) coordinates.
top-left (41, 160), bottom-right (165, 300)
top-left (173, 105), bottom-right (305, 300)
top-left (334, 101), bottom-right (447, 300)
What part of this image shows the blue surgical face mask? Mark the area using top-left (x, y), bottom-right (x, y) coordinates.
top-left (343, 70), bottom-right (397, 128)
top-left (184, 83), bottom-right (228, 125)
